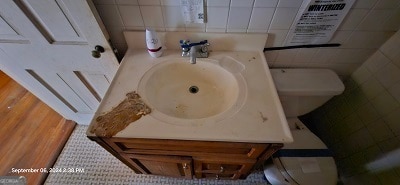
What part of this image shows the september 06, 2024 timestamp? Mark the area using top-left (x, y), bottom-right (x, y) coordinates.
top-left (11, 167), bottom-right (85, 174)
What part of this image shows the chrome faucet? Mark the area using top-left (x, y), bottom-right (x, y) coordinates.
top-left (180, 40), bottom-right (209, 64)
top-left (189, 45), bottom-right (197, 64)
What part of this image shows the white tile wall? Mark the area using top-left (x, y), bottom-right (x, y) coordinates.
top-left (93, 0), bottom-right (400, 77)
top-left (206, 7), bottom-right (229, 29)
top-left (374, 0), bottom-right (400, 9)
top-left (338, 9), bottom-right (369, 30)
top-left (162, 6), bottom-right (185, 28)
top-left (227, 7), bottom-right (252, 31)
top-left (352, 65), bottom-right (372, 84)
top-left (383, 10), bottom-right (400, 31)
top-left (356, 9), bottom-right (396, 31)
top-left (248, 7), bottom-right (274, 32)
top-left (352, 0), bottom-right (379, 9)
top-left (364, 51), bottom-right (391, 73)
top-left (380, 30), bottom-right (400, 67)
top-left (374, 63), bottom-right (400, 89)
top-left (269, 8), bottom-right (297, 29)
top-left (94, 0), bottom-right (116, 5)
top-left (116, 0), bottom-right (138, 5)
top-left (275, 49), bottom-right (298, 64)
top-left (330, 31), bottom-right (353, 43)
top-left (293, 48), bottom-right (317, 63)
top-left (389, 82), bottom-right (400, 102)
top-left (140, 6), bottom-right (164, 28)
top-left (277, 0), bottom-right (303, 8)
top-left (311, 29), bottom-right (400, 184)
top-left (230, 0), bottom-right (254, 7)
top-left (161, 0), bottom-right (180, 6)
top-left (342, 31), bottom-right (394, 49)
top-left (138, 0), bottom-right (160, 6)
top-left (95, 4), bottom-right (124, 27)
top-left (254, 0), bottom-right (278, 7)
top-left (207, 0), bottom-right (230, 6)
top-left (309, 48), bottom-right (338, 63)
top-left (185, 22), bottom-right (205, 32)
top-left (118, 5), bottom-right (144, 27)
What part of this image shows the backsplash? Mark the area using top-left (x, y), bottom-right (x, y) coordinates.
top-left (302, 30), bottom-right (400, 184)
top-left (93, 0), bottom-right (400, 77)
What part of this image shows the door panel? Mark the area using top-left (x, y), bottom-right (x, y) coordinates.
top-left (0, 0), bottom-right (119, 124)
top-left (25, 69), bottom-right (78, 113)
top-left (57, 71), bottom-right (99, 110)
top-left (20, 0), bottom-right (87, 44)
top-left (0, 9), bottom-right (30, 43)
top-left (29, 70), bottom-right (92, 112)
top-left (77, 71), bottom-right (110, 98)
top-left (0, 16), bottom-right (16, 35)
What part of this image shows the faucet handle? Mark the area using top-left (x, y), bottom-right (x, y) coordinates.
top-left (201, 43), bottom-right (209, 53)
top-left (180, 40), bottom-right (191, 49)
top-left (180, 40), bottom-right (208, 48)
top-left (198, 40), bottom-right (208, 46)
top-left (180, 40), bottom-right (190, 44)
top-left (180, 40), bottom-right (190, 52)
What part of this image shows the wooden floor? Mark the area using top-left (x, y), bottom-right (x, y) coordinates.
top-left (0, 71), bottom-right (76, 185)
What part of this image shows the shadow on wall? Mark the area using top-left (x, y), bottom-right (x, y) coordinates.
top-left (300, 75), bottom-right (400, 185)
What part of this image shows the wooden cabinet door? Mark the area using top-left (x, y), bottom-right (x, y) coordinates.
top-left (193, 156), bottom-right (256, 180)
top-left (121, 154), bottom-right (193, 179)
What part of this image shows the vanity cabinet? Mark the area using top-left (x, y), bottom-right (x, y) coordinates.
top-left (88, 136), bottom-right (283, 180)
top-left (86, 33), bottom-right (292, 180)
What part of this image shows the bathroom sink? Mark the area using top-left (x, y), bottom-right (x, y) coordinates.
top-left (88, 32), bottom-right (293, 143)
top-left (138, 58), bottom-right (247, 124)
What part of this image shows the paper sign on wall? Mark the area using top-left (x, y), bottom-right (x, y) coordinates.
top-left (285, 0), bottom-right (355, 46)
top-left (181, 0), bottom-right (205, 23)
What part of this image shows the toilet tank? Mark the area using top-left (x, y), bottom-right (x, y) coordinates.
top-left (271, 69), bottom-right (344, 117)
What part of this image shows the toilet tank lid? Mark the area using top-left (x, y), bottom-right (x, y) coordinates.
top-left (271, 69), bottom-right (345, 96)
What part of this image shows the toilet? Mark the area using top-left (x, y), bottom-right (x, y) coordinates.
top-left (264, 68), bottom-right (345, 185)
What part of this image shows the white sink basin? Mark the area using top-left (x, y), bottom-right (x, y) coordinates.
top-left (138, 58), bottom-right (247, 124)
top-left (88, 32), bottom-right (293, 143)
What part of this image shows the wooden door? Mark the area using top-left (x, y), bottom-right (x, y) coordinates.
top-left (121, 154), bottom-right (193, 179)
top-left (0, 0), bottom-right (119, 124)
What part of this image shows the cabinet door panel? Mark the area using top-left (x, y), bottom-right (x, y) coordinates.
top-left (194, 156), bottom-right (256, 180)
top-left (122, 154), bottom-right (193, 179)
top-left (139, 160), bottom-right (183, 177)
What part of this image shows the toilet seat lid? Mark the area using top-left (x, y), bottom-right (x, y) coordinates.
top-left (274, 130), bottom-right (338, 185)
top-left (276, 156), bottom-right (337, 185)
top-left (283, 130), bottom-right (327, 149)
top-left (270, 68), bottom-right (345, 96)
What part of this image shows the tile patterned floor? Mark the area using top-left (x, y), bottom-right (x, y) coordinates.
top-left (45, 126), bottom-right (269, 185)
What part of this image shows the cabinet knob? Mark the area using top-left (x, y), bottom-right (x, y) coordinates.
top-left (183, 163), bottom-right (188, 169)
top-left (215, 174), bottom-right (220, 180)
top-left (220, 166), bottom-right (224, 173)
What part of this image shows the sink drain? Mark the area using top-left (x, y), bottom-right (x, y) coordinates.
top-left (189, 86), bottom-right (199, 94)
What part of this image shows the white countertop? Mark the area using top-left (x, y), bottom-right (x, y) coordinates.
top-left (87, 32), bottom-right (293, 143)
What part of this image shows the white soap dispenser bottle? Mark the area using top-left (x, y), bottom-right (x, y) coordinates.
top-left (145, 29), bottom-right (163, 58)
